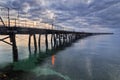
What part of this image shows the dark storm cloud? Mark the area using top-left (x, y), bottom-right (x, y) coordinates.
top-left (0, 0), bottom-right (119, 32)
top-left (86, 0), bottom-right (120, 28)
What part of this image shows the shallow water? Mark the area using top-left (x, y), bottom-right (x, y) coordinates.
top-left (0, 31), bottom-right (120, 80)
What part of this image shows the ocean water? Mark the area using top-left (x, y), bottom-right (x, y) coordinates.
top-left (0, 30), bottom-right (120, 80)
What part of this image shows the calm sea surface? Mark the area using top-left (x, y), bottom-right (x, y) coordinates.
top-left (0, 30), bottom-right (120, 80)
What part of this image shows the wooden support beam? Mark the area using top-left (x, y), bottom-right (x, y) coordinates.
top-left (45, 34), bottom-right (48, 52)
top-left (28, 34), bottom-right (32, 53)
top-left (53, 34), bottom-right (56, 48)
top-left (56, 34), bottom-right (59, 48)
top-left (68, 34), bottom-right (71, 43)
top-left (0, 36), bottom-right (12, 46)
top-left (0, 36), bottom-right (9, 41)
top-left (63, 34), bottom-right (66, 46)
top-left (28, 34), bottom-right (37, 53)
top-left (61, 34), bottom-right (64, 45)
top-left (0, 17), bottom-right (6, 27)
top-left (51, 34), bottom-right (54, 49)
top-left (59, 34), bottom-right (62, 46)
top-left (2, 40), bottom-right (12, 46)
top-left (10, 34), bottom-right (18, 62)
top-left (65, 34), bottom-right (68, 43)
top-left (38, 34), bottom-right (41, 52)
top-left (33, 34), bottom-right (37, 53)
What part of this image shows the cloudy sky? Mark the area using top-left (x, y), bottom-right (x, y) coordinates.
top-left (0, 0), bottom-right (120, 32)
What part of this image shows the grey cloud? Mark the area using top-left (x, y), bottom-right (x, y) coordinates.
top-left (0, 0), bottom-right (119, 32)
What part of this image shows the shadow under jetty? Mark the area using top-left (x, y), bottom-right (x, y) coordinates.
top-left (0, 33), bottom-right (93, 80)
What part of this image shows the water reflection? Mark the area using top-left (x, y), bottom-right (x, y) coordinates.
top-left (0, 33), bottom-right (119, 80)
top-left (52, 55), bottom-right (55, 66)
top-left (0, 34), bottom-right (81, 80)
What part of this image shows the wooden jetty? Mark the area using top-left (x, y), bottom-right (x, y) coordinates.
top-left (0, 7), bottom-right (113, 62)
top-left (0, 26), bottom-right (113, 62)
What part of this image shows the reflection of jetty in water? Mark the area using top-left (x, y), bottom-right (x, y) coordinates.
top-left (0, 34), bottom-right (91, 80)
top-left (28, 33), bottom-right (90, 64)
top-left (14, 32), bottom-right (96, 62)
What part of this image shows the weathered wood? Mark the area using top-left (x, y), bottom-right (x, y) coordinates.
top-left (0, 26), bottom-right (113, 62)
top-left (10, 34), bottom-right (18, 62)
top-left (33, 34), bottom-right (37, 53)
top-left (59, 34), bottom-right (62, 46)
top-left (51, 34), bottom-right (53, 48)
top-left (54, 34), bottom-right (57, 49)
top-left (45, 34), bottom-right (48, 52)
top-left (28, 34), bottom-right (37, 53)
top-left (38, 34), bottom-right (41, 52)
top-left (0, 27), bottom-right (113, 35)
top-left (28, 34), bottom-right (32, 53)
